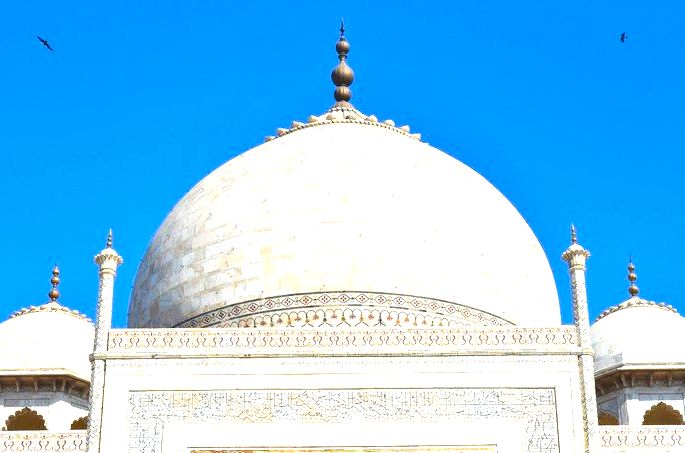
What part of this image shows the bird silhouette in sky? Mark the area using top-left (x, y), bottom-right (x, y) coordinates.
top-left (37, 35), bottom-right (53, 51)
top-left (620, 32), bottom-right (627, 43)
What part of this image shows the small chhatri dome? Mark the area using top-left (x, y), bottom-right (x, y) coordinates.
top-left (48, 265), bottom-right (60, 302)
top-left (592, 259), bottom-right (684, 374)
top-left (627, 258), bottom-right (639, 297)
top-left (331, 19), bottom-right (354, 104)
top-left (0, 266), bottom-right (94, 381)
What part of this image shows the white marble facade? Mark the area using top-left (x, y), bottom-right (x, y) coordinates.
top-left (3, 30), bottom-right (685, 453)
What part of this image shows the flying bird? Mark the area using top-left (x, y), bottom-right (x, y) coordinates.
top-left (37, 35), bottom-right (53, 51)
top-left (620, 32), bottom-right (627, 43)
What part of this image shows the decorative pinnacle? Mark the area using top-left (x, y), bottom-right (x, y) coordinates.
top-left (48, 265), bottom-right (60, 302)
top-left (95, 228), bottom-right (123, 270)
top-left (331, 19), bottom-right (354, 104)
top-left (628, 257), bottom-right (639, 297)
top-left (570, 224), bottom-right (577, 244)
top-left (561, 223), bottom-right (590, 266)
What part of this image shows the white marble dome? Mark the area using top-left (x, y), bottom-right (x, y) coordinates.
top-left (0, 302), bottom-right (94, 381)
top-left (592, 297), bottom-right (685, 375)
top-left (129, 109), bottom-right (560, 328)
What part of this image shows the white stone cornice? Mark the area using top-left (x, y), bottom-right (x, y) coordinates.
top-left (0, 375), bottom-right (89, 400)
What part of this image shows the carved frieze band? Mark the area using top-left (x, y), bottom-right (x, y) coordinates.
top-left (0, 432), bottom-right (86, 452)
top-left (174, 292), bottom-right (513, 328)
top-left (128, 388), bottom-right (559, 453)
top-left (599, 426), bottom-right (685, 448)
top-left (107, 326), bottom-right (578, 356)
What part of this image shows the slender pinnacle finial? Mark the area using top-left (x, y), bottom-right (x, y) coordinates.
top-left (106, 229), bottom-right (113, 248)
top-left (570, 224), bottom-right (577, 244)
top-left (48, 264), bottom-right (60, 302)
top-left (331, 20), bottom-right (354, 104)
top-left (627, 256), bottom-right (639, 297)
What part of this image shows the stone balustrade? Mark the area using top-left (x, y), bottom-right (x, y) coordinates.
top-left (105, 326), bottom-right (579, 357)
top-left (0, 432), bottom-right (86, 452)
top-left (599, 426), bottom-right (685, 451)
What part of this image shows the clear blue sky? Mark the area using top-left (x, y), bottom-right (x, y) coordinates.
top-left (1, 1), bottom-right (684, 327)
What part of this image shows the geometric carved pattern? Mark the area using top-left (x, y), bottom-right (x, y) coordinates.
top-left (643, 402), bottom-right (684, 426)
top-left (128, 388), bottom-right (558, 453)
top-left (3, 408), bottom-right (46, 431)
top-left (175, 292), bottom-right (513, 328)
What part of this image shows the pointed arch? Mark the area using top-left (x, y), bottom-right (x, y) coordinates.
top-left (70, 416), bottom-right (88, 430)
top-left (643, 402), bottom-right (684, 425)
top-left (598, 411), bottom-right (619, 425)
top-left (4, 407), bottom-right (47, 431)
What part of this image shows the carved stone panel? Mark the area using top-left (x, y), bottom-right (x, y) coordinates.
top-left (127, 388), bottom-right (559, 453)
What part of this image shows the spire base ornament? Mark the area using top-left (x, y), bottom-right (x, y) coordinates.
top-left (95, 229), bottom-right (123, 275)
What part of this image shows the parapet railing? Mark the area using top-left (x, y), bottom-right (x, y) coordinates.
top-left (105, 326), bottom-right (579, 357)
top-left (0, 432), bottom-right (86, 452)
top-left (599, 425), bottom-right (685, 450)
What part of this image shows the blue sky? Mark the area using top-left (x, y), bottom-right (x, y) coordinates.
top-left (1, 1), bottom-right (684, 327)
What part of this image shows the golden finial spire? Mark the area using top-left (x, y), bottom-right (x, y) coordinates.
top-left (106, 228), bottom-right (113, 248)
top-left (331, 18), bottom-right (354, 105)
top-left (627, 256), bottom-right (639, 297)
top-left (48, 265), bottom-right (60, 302)
top-left (570, 224), bottom-right (577, 244)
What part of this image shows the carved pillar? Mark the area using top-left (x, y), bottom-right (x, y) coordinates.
top-left (562, 225), bottom-right (599, 453)
top-left (87, 230), bottom-right (123, 453)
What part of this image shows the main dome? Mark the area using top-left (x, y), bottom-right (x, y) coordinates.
top-left (129, 109), bottom-right (560, 328)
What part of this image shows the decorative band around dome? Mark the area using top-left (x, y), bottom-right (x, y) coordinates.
top-left (174, 291), bottom-right (513, 328)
